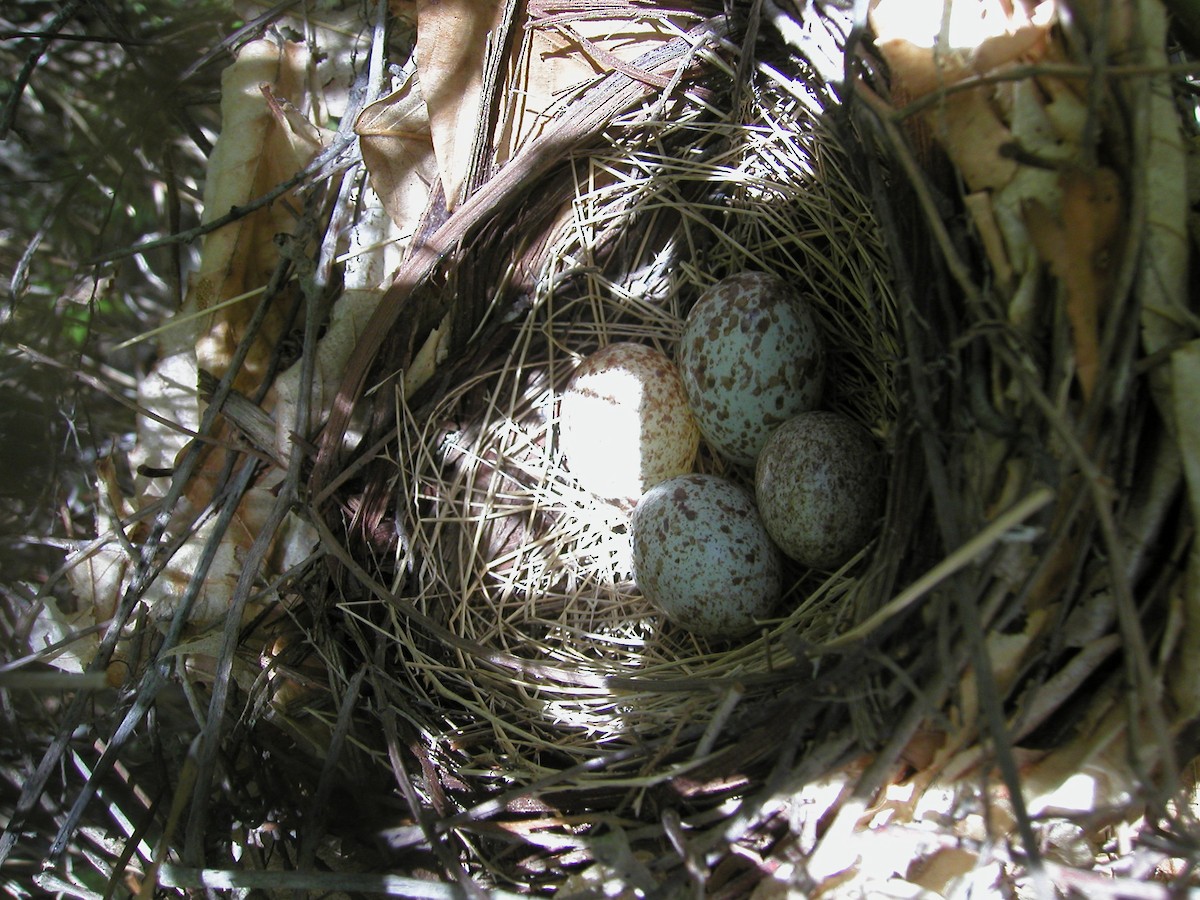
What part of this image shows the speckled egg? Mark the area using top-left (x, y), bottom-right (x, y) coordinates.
top-left (559, 342), bottom-right (700, 505)
top-left (679, 272), bottom-right (825, 466)
top-left (631, 474), bottom-right (781, 637)
top-left (755, 411), bottom-right (884, 569)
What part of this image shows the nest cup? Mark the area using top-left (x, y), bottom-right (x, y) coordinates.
top-left (358, 53), bottom-right (902, 781)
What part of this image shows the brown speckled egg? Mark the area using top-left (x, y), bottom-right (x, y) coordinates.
top-left (679, 272), bottom-right (825, 467)
top-left (755, 411), bottom-right (883, 569)
top-left (631, 474), bottom-right (781, 637)
top-left (559, 343), bottom-right (700, 505)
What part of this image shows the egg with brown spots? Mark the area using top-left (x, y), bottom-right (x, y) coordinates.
top-left (755, 411), bottom-right (884, 569)
top-left (679, 272), bottom-right (825, 466)
top-left (559, 342), bottom-right (700, 505)
top-left (631, 474), bottom-right (781, 637)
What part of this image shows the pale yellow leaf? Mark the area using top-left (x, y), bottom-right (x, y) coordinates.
top-left (415, 0), bottom-right (505, 209)
top-left (187, 37), bottom-right (327, 395)
top-left (935, 91), bottom-right (1020, 193)
top-left (356, 62), bottom-right (438, 234)
top-left (63, 38), bottom-right (330, 650)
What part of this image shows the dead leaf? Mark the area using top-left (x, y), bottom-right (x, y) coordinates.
top-left (187, 37), bottom-right (327, 396)
top-left (937, 91), bottom-right (1021, 193)
top-left (1025, 166), bottom-right (1123, 400)
top-left (494, 9), bottom-right (694, 165)
top-left (355, 62), bottom-right (439, 239)
top-left (869, 0), bottom-right (1056, 98)
top-left (415, 0), bottom-right (506, 209)
top-left (60, 36), bottom-right (331, 660)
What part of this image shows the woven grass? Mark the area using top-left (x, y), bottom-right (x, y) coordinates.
top-left (311, 2), bottom-right (1200, 892)
top-left (347, 62), bottom-right (901, 780)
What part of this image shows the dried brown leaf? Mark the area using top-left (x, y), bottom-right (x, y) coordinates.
top-left (62, 37), bottom-right (329, 651)
top-left (1025, 167), bottom-right (1123, 399)
top-left (415, 0), bottom-right (506, 209)
top-left (187, 38), bottom-right (327, 395)
top-left (355, 69), bottom-right (439, 239)
top-left (494, 10), bottom-right (691, 165)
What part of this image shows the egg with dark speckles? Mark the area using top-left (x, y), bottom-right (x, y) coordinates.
top-left (755, 411), bottom-right (884, 569)
top-left (560, 343), bottom-right (700, 505)
top-left (631, 474), bottom-right (781, 637)
top-left (679, 272), bottom-right (825, 466)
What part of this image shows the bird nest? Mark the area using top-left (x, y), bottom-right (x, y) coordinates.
top-left (303, 1), bottom-right (1199, 890)
top-left (354, 75), bottom-right (900, 777)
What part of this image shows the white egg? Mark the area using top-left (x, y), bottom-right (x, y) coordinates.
top-left (559, 343), bottom-right (699, 505)
top-left (631, 474), bottom-right (781, 637)
top-left (755, 411), bottom-right (884, 569)
top-left (679, 272), bottom-right (825, 466)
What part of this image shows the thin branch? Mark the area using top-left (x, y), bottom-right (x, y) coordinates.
top-left (84, 130), bottom-right (357, 266)
top-left (0, 0), bottom-right (85, 140)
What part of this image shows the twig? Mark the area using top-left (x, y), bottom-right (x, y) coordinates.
top-left (296, 666), bottom-right (367, 871)
top-left (852, 72), bottom-right (1050, 890)
top-left (176, 0), bottom-right (302, 84)
top-left (84, 130), bottom-right (357, 266)
top-left (15, 343), bottom-right (277, 465)
top-left (45, 456), bottom-right (261, 862)
top-left (0, 226), bottom-right (299, 868)
top-left (0, 0), bottom-right (85, 140)
top-left (179, 214), bottom-right (329, 865)
top-left (816, 488), bottom-right (1055, 650)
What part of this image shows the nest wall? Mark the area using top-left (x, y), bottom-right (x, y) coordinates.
top-left (314, 8), bottom-right (1199, 866)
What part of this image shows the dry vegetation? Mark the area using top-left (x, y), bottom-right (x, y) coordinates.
top-left (3, 0), bottom-right (1200, 897)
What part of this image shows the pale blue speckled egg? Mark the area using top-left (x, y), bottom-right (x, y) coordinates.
top-left (679, 272), bottom-right (825, 467)
top-left (631, 474), bottom-right (781, 637)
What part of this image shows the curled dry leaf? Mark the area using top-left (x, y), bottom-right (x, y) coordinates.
top-left (188, 37), bottom-right (327, 395)
top-left (56, 37), bottom-right (332, 672)
top-left (493, 7), bottom-right (698, 165)
top-left (415, 0), bottom-right (506, 209)
top-left (357, 3), bottom-right (707, 234)
top-left (869, 0), bottom-right (1127, 402)
top-left (355, 60), bottom-right (439, 241)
